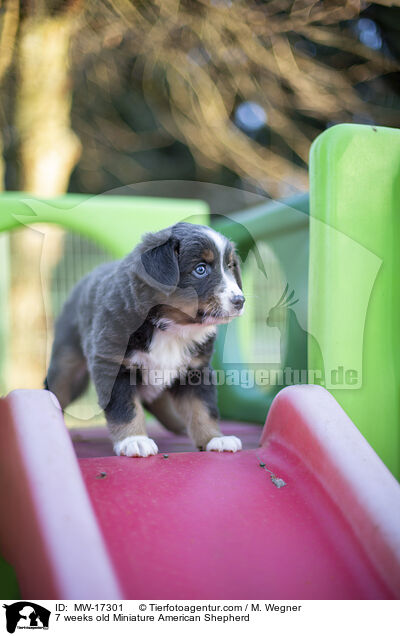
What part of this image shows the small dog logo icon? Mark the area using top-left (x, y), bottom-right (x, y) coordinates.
top-left (3, 602), bottom-right (50, 634)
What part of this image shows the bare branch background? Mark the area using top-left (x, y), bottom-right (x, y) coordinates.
top-left (70, 0), bottom-right (400, 197)
top-left (1, 0), bottom-right (399, 197)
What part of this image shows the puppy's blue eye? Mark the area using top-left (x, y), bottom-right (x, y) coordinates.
top-left (193, 263), bottom-right (209, 278)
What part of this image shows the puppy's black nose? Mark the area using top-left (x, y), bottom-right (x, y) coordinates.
top-left (231, 294), bottom-right (245, 310)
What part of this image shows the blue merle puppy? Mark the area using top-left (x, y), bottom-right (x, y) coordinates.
top-left (45, 222), bottom-right (245, 457)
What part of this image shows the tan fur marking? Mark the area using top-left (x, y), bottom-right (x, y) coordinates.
top-left (189, 354), bottom-right (209, 368)
top-left (157, 304), bottom-right (198, 325)
top-left (107, 398), bottom-right (147, 443)
top-left (202, 248), bottom-right (214, 262)
top-left (176, 396), bottom-right (221, 449)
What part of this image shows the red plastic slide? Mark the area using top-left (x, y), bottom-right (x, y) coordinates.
top-left (0, 385), bottom-right (399, 599)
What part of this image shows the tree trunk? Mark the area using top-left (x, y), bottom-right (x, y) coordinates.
top-left (0, 0), bottom-right (20, 185)
top-left (9, 14), bottom-right (81, 390)
top-left (0, 0), bottom-right (18, 391)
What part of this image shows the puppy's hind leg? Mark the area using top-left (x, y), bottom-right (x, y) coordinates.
top-left (45, 345), bottom-right (89, 410)
top-left (45, 305), bottom-right (90, 410)
top-left (104, 367), bottom-right (158, 458)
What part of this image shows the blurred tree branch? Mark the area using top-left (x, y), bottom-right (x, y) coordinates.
top-left (1, 1), bottom-right (400, 196)
top-left (74, 0), bottom-right (399, 196)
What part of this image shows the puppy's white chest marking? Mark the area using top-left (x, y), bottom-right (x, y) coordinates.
top-left (127, 324), bottom-right (216, 403)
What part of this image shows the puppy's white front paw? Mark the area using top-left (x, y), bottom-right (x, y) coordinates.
top-left (206, 435), bottom-right (242, 453)
top-left (114, 435), bottom-right (158, 457)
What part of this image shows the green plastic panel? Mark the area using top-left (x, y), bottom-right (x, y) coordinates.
top-left (309, 123), bottom-right (400, 479)
top-left (212, 194), bottom-right (309, 423)
top-left (0, 192), bottom-right (208, 258)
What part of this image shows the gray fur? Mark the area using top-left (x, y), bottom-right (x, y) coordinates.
top-left (46, 225), bottom-right (183, 410)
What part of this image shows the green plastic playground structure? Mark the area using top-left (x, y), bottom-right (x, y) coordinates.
top-left (212, 193), bottom-right (309, 422)
top-left (309, 123), bottom-right (400, 481)
top-left (0, 122), bottom-right (400, 599)
top-left (0, 192), bottom-right (209, 258)
top-left (0, 123), bottom-right (398, 483)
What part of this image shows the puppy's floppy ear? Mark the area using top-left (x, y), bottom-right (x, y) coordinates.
top-left (141, 237), bottom-right (180, 291)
